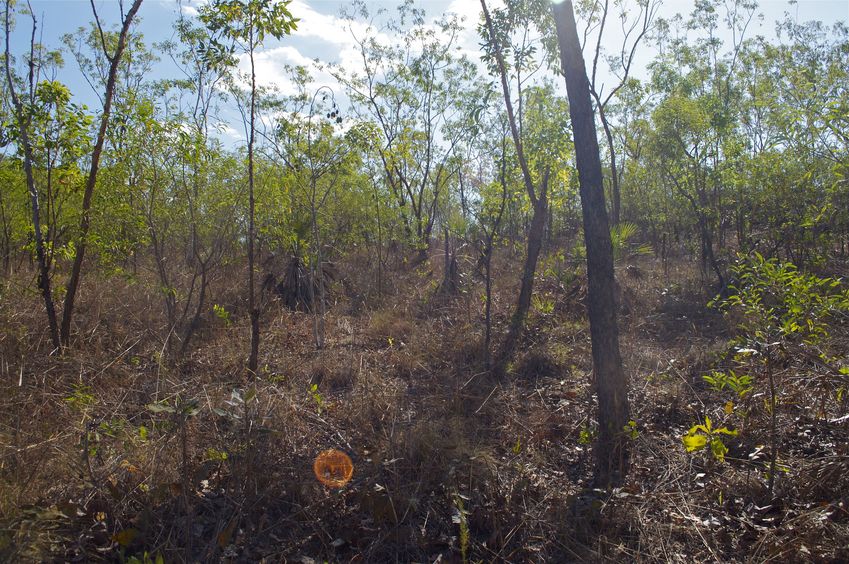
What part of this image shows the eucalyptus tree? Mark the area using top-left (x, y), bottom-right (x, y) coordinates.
top-left (198, 0), bottom-right (297, 376)
top-left (0, 160), bottom-right (25, 277)
top-left (61, 15), bottom-right (157, 273)
top-left (552, 0), bottom-right (629, 488)
top-left (479, 0), bottom-right (570, 372)
top-left (635, 0), bottom-right (759, 287)
top-left (138, 15), bottom-right (237, 356)
top-left (758, 18), bottom-right (849, 262)
top-left (4, 0), bottom-right (64, 348)
top-left (59, 0), bottom-right (144, 347)
top-left (332, 1), bottom-right (476, 260)
top-left (22, 80), bottom-right (91, 273)
top-left (2, 33), bottom-right (91, 279)
top-left (466, 111), bottom-right (511, 368)
top-left (0, 118), bottom-right (26, 276)
top-left (116, 92), bottom-right (239, 357)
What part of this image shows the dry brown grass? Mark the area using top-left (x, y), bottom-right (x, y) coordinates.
top-left (1, 251), bottom-right (848, 562)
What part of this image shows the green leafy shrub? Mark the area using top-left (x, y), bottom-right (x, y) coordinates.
top-left (712, 252), bottom-right (849, 348)
top-left (682, 416), bottom-right (738, 462)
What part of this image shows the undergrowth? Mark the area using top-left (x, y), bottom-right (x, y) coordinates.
top-left (1, 250), bottom-right (848, 562)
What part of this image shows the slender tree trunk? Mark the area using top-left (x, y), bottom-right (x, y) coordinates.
top-left (553, 0), bottom-right (630, 487)
top-left (60, 0), bottom-right (144, 346)
top-left (374, 185), bottom-right (383, 298)
top-left (4, 2), bottom-right (61, 349)
top-left (309, 186), bottom-right (326, 349)
top-left (598, 104), bottom-right (621, 225)
top-left (480, 0), bottom-right (549, 374)
top-left (483, 247), bottom-right (493, 369)
top-left (495, 192), bottom-right (548, 370)
top-left (180, 263), bottom-right (208, 357)
top-left (247, 34), bottom-right (260, 376)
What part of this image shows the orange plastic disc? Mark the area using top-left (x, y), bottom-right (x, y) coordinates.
top-left (313, 449), bottom-right (354, 488)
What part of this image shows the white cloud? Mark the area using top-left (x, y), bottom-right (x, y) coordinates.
top-left (174, 0), bottom-right (208, 17)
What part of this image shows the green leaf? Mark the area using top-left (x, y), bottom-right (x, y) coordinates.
top-left (710, 438), bottom-right (729, 462)
top-left (682, 433), bottom-right (707, 452)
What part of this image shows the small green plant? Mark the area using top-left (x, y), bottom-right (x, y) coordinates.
top-left (213, 303), bottom-right (231, 326)
top-left (573, 222), bottom-right (652, 263)
top-left (609, 221), bottom-right (652, 262)
top-left (708, 253), bottom-right (849, 490)
top-left (702, 369), bottom-right (753, 398)
top-left (204, 448), bottom-right (228, 462)
top-left (65, 383), bottom-right (96, 415)
top-left (578, 424), bottom-right (595, 446)
top-left (126, 551), bottom-right (165, 564)
top-left (531, 294), bottom-right (555, 315)
top-left (309, 383), bottom-right (323, 414)
top-left (623, 420), bottom-right (638, 440)
top-left (512, 437), bottom-right (522, 454)
top-left (682, 416), bottom-right (738, 462)
top-left (710, 253), bottom-right (849, 349)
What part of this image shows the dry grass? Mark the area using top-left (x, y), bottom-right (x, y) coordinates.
top-left (1, 251), bottom-right (848, 562)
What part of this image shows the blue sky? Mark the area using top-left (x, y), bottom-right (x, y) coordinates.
top-left (5, 0), bottom-right (848, 145)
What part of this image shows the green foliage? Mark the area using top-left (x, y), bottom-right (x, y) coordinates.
top-left (609, 222), bottom-right (652, 262)
top-left (64, 384), bottom-right (95, 413)
top-left (309, 383), bottom-right (323, 415)
top-left (204, 448), bottom-right (229, 462)
top-left (199, 0), bottom-right (298, 51)
top-left (623, 420), bottom-right (639, 441)
top-left (578, 424), bottom-right (595, 446)
top-left (573, 222), bottom-right (650, 264)
top-left (682, 416), bottom-right (738, 462)
top-left (531, 293), bottom-right (554, 315)
top-left (702, 369), bottom-right (753, 398)
top-left (126, 552), bottom-right (165, 564)
top-left (213, 304), bottom-right (231, 326)
top-left (712, 253), bottom-right (849, 347)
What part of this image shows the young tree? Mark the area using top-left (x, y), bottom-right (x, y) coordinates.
top-left (59, 0), bottom-right (143, 347)
top-left (199, 0), bottom-right (297, 377)
top-left (578, 0), bottom-right (660, 226)
top-left (479, 0), bottom-right (554, 372)
top-left (263, 71), bottom-right (354, 348)
top-left (552, 0), bottom-right (630, 487)
top-left (3, 0), bottom-right (61, 348)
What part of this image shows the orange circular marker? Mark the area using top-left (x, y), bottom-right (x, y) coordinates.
top-left (313, 449), bottom-right (354, 488)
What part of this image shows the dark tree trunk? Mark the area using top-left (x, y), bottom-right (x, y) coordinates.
top-left (495, 192), bottom-right (548, 370)
top-left (60, 0), bottom-right (144, 347)
top-left (480, 0), bottom-right (549, 374)
top-left (553, 0), bottom-right (630, 488)
top-left (4, 3), bottom-right (61, 349)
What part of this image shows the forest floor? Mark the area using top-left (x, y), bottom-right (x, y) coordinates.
top-left (1, 249), bottom-right (848, 563)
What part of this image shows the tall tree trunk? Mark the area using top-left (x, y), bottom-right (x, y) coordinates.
top-left (4, 2), bottom-right (61, 349)
top-left (553, 0), bottom-right (630, 487)
top-left (60, 0), bottom-right (144, 346)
